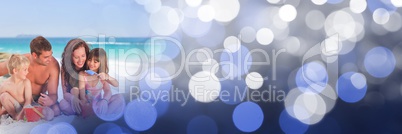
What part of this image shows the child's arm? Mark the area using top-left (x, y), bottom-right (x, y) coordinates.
top-left (102, 82), bottom-right (112, 101)
top-left (23, 79), bottom-right (32, 107)
top-left (106, 76), bottom-right (119, 87)
top-left (15, 79), bottom-right (32, 120)
top-left (98, 73), bottom-right (119, 87)
top-left (96, 82), bottom-right (112, 115)
top-left (0, 60), bottom-right (9, 76)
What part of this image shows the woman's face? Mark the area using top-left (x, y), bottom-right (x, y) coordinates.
top-left (72, 46), bottom-right (86, 70)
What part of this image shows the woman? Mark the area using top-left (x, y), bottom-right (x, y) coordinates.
top-left (59, 38), bottom-right (90, 115)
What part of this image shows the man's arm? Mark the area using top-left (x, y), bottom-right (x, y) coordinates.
top-left (102, 81), bottom-right (112, 101)
top-left (46, 58), bottom-right (60, 105)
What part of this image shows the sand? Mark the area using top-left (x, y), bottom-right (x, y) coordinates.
top-left (0, 114), bottom-right (112, 134)
top-left (0, 115), bottom-right (75, 134)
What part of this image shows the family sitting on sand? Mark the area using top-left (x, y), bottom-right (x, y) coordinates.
top-left (0, 36), bottom-right (124, 121)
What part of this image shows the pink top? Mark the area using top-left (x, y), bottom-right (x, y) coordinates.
top-left (84, 76), bottom-right (103, 101)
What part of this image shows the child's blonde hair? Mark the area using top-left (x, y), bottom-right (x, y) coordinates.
top-left (7, 54), bottom-right (30, 74)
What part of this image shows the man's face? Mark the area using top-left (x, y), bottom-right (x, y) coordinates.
top-left (34, 51), bottom-right (53, 66)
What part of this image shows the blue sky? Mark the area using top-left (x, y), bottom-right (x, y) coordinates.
top-left (0, 0), bottom-right (150, 37)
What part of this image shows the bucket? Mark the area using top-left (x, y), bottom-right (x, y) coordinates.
top-left (24, 106), bottom-right (44, 122)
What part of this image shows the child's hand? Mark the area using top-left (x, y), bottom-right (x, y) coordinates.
top-left (98, 73), bottom-right (109, 81)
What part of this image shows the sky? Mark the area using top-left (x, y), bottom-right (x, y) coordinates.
top-left (0, 0), bottom-right (150, 37)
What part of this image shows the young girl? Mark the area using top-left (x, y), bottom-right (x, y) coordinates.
top-left (78, 48), bottom-right (124, 118)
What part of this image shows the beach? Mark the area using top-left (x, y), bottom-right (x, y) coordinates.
top-left (0, 113), bottom-right (114, 134)
top-left (0, 115), bottom-right (74, 134)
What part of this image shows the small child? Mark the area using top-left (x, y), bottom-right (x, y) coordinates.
top-left (78, 48), bottom-right (123, 118)
top-left (0, 54), bottom-right (32, 120)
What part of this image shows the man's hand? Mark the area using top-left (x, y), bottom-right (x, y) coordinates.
top-left (38, 93), bottom-right (54, 107)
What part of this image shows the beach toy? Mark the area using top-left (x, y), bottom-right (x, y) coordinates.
top-left (24, 106), bottom-right (44, 122)
top-left (85, 70), bottom-right (98, 76)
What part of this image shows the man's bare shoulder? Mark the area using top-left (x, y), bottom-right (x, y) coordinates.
top-left (49, 56), bottom-right (60, 71)
top-left (23, 53), bottom-right (31, 59)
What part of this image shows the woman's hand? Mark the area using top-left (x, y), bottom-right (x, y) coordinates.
top-left (71, 96), bottom-right (82, 114)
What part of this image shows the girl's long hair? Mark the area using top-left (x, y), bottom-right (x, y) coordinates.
top-left (87, 48), bottom-right (108, 74)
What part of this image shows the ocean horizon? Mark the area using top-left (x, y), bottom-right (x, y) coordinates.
top-left (0, 37), bottom-right (150, 59)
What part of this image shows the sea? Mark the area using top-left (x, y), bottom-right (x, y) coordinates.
top-left (0, 37), bottom-right (149, 60)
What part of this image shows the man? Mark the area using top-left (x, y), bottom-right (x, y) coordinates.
top-left (0, 36), bottom-right (60, 116)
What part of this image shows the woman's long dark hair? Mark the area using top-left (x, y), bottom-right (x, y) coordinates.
top-left (61, 38), bottom-right (90, 90)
